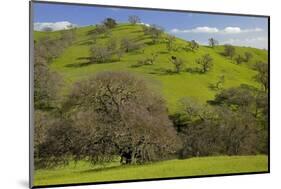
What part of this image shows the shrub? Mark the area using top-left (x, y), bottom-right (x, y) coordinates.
top-left (223, 44), bottom-right (235, 59)
top-left (170, 56), bottom-right (184, 73)
top-left (195, 54), bottom-right (213, 73)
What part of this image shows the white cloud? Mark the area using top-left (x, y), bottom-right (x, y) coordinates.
top-left (192, 26), bottom-right (219, 33)
top-left (171, 26), bottom-right (219, 33)
top-left (223, 27), bottom-right (263, 34)
top-left (223, 27), bottom-right (241, 34)
top-left (34, 21), bottom-right (78, 31)
top-left (171, 26), bottom-right (263, 34)
top-left (222, 37), bottom-right (268, 49)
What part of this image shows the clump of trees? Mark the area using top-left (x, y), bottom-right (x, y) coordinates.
top-left (233, 52), bottom-right (253, 65)
top-left (34, 30), bottom-right (78, 167)
top-left (195, 54), bottom-right (213, 73)
top-left (103, 17), bottom-right (117, 29)
top-left (128, 15), bottom-right (141, 25)
top-left (121, 37), bottom-right (141, 52)
top-left (208, 38), bottom-right (218, 48)
top-left (34, 30), bottom-right (76, 109)
top-left (244, 52), bottom-right (253, 62)
top-left (166, 35), bottom-right (176, 51)
top-left (34, 112), bottom-right (75, 168)
top-left (90, 45), bottom-right (114, 63)
top-left (89, 18), bottom-right (117, 38)
top-left (253, 62), bottom-right (268, 91)
top-left (34, 57), bottom-right (62, 109)
top-left (171, 84), bottom-right (268, 158)
top-left (90, 37), bottom-right (125, 63)
top-left (94, 24), bottom-right (109, 35)
top-left (143, 24), bottom-right (164, 44)
top-left (223, 44), bottom-right (236, 59)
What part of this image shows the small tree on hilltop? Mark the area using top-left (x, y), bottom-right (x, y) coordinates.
top-left (196, 54), bottom-right (213, 73)
top-left (128, 15), bottom-right (141, 25)
top-left (146, 24), bottom-right (164, 44)
top-left (103, 18), bottom-right (117, 29)
top-left (190, 40), bottom-right (199, 51)
top-left (208, 38), bottom-right (219, 48)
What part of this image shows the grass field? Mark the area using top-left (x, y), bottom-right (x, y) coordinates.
top-left (34, 155), bottom-right (268, 186)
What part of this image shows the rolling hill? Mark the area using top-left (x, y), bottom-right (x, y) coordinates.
top-left (34, 23), bottom-right (268, 113)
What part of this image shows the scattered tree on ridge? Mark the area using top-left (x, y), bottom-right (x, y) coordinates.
top-left (170, 56), bottom-right (184, 73)
top-left (128, 15), bottom-right (141, 25)
top-left (166, 35), bottom-right (176, 51)
top-left (196, 54), bottom-right (213, 73)
top-left (208, 38), bottom-right (219, 48)
top-left (189, 40), bottom-right (199, 51)
top-left (103, 17), bottom-right (117, 29)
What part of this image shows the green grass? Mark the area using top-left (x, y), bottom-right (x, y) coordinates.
top-left (34, 155), bottom-right (268, 186)
top-left (34, 24), bottom-right (268, 113)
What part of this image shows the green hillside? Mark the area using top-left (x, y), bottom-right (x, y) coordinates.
top-left (34, 24), bottom-right (268, 112)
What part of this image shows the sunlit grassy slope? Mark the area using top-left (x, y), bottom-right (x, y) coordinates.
top-left (34, 24), bottom-right (268, 112)
top-left (34, 155), bottom-right (268, 186)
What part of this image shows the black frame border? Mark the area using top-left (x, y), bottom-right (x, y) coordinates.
top-left (29, 0), bottom-right (270, 188)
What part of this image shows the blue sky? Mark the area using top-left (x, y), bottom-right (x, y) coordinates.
top-left (33, 2), bottom-right (268, 49)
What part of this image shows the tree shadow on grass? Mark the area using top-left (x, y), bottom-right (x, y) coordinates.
top-left (148, 68), bottom-right (180, 76)
top-left (64, 57), bottom-right (92, 68)
top-left (79, 40), bottom-right (95, 46)
top-left (185, 67), bottom-right (204, 74)
top-left (157, 51), bottom-right (169, 54)
top-left (65, 57), bottom-right (120, 68)
top-left (79, 165), bottom-right (123, 174)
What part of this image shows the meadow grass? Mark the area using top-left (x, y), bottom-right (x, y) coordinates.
top-left (34, 155), bottom-right (268, 186)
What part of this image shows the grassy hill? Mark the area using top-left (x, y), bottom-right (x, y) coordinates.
top-left (34, 23), bottom-right (268, 112)
top-left (34, 155), bottom-right (268, 186)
